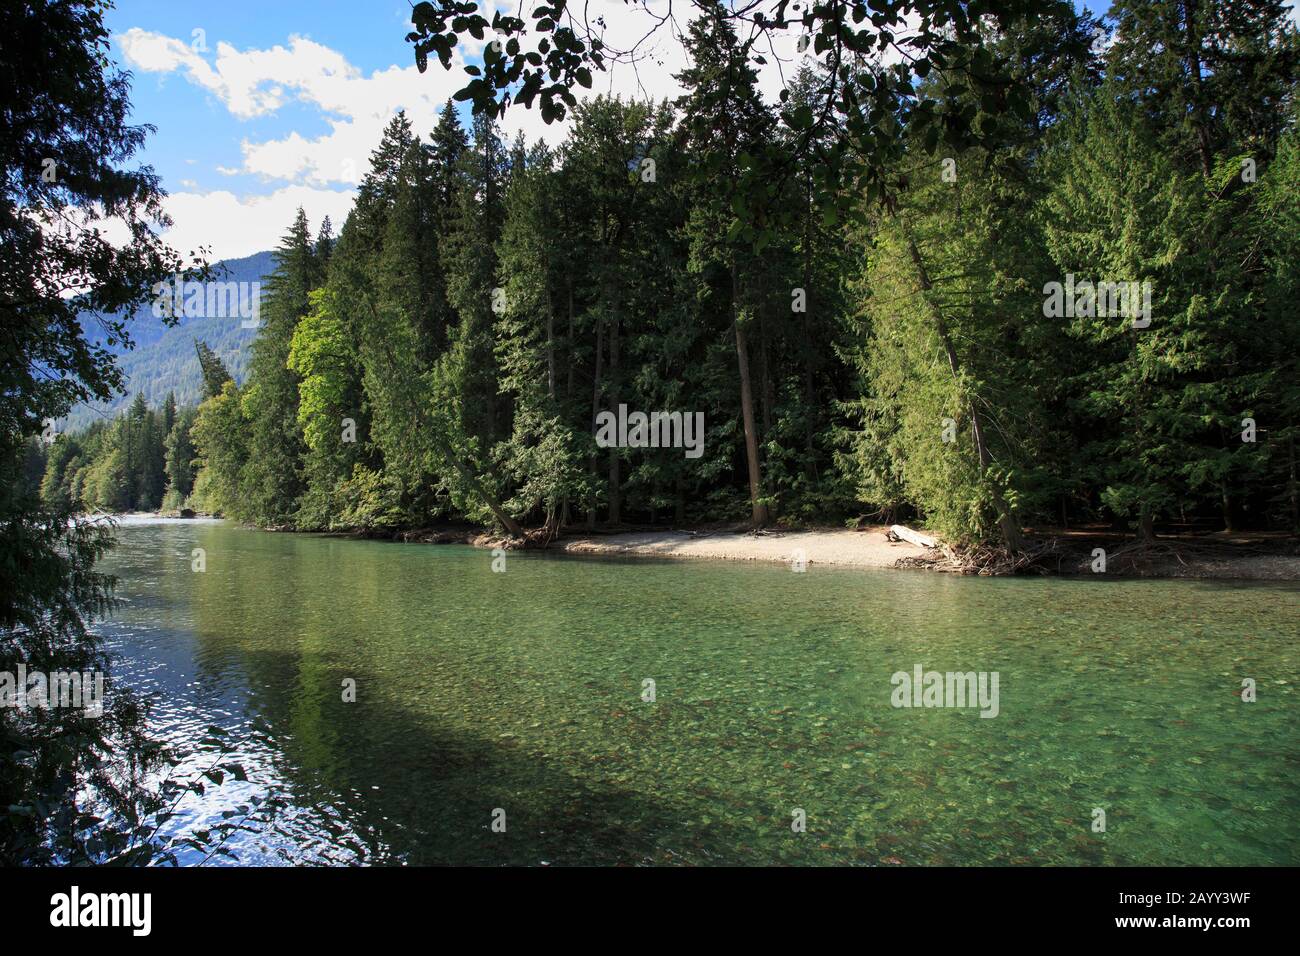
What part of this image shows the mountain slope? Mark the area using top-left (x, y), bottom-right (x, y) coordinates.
top-left (64, 251), bottom-right (275, 430)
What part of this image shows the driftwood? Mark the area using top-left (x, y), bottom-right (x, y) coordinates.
top-left (887, 524), bottom-right (939, 549)
top-left (896, 538), bottom-right (1062, 575)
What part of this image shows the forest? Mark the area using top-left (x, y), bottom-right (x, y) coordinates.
top-left (31, 341), bottom-right (233, 514)
top-left (36, 0), bottom-right (1300, 552)
top-left (4, 0), bottom-right (1298, 873)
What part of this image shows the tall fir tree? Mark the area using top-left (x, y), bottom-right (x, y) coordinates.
top-left (239, 207), bottom-right (318, 525)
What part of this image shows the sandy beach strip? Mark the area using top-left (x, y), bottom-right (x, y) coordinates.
top-left (558, 526), bottom-right (923, 569)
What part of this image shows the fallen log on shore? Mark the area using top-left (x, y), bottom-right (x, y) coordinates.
top-left (887, 524), bottom-right (939, 549)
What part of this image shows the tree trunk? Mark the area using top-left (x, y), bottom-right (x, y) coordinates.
top-left (561, 282), bottom-right (574, 529)
top-left (1182, 4), bottom-right (1214, 179)
top-left (607, 312), bottom-right (621, 525)
top-left (1138, 508), bottom-right (1156, 542)
top-left (587, 317), bottom-right (604, 532)
top-left (545, 286), bottom-right (555, 399)
top-left (566, 283), bottom-right (575, 399)
top-left (802, 172), bottom-right (817, 481)
top-left (758, 305), bottom-right (773, 436)
top-left (732, 264), bottom-right (768, 528)
top-left (890, 524), bottom-right (938, 548)
top-left (1289, 434), bottom-right (1299, 534)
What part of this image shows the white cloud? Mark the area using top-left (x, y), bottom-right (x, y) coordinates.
top-left (90, 185), bottom-right (357, 264)
top-left (118, 29), bottom-right (469, 186)
top-left (116, 6), bottom-right (843, 181)
top-left (163, 185), bottom-right (356, 261)
top-left (118, 28), bottom-right (289, 118)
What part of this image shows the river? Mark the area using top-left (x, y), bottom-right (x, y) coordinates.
top-left (97, 517), bottom-right (1299, 865)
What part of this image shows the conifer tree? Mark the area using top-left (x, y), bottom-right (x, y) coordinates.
top-left (240, 207), bottom-right (317, 525)
top-left (195, 340), bottom-right (233, 399)
top-left (675, 5), bottom-right (776, 528)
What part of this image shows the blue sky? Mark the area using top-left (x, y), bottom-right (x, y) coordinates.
top-left (100, 1), bottom-right (1287, 262)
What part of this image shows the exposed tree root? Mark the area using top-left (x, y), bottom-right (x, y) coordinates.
top-left (1085, 537), bottom-right (1291, 576)
top-left (896, 533), bottom-right (1298, 576)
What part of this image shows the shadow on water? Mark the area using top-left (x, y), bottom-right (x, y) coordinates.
top-left (204, 642), bottom-right (773, 865)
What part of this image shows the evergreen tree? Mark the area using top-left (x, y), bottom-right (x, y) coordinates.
top-left (441, 111), bottom-right (509, 457)
top-left (190, 380), bottom-right (249, 517)
top-left (163, 406), bottom-right (199, 508)
top-left (195, 340), bottom-right (233, 399)
top-left (675, 5), bottom-right (778, 527)
top-left (1105, 0), bottom-right (1299, 177)
top-left (165, 5), bottom-right (1300, 554)
top-left (239, 208), bottom-right (318, 525)
top-left (1254, 116), bottom-right (1300, 531)
top-left (315, 215), bottom-right (335, 265)
top-left (494, 139), bottom-right (593, 532)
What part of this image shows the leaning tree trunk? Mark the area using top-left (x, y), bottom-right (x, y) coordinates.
top-left (889, 196), bottom-right (1019, 554)
top-left (370, 306), bottom-right (524, 539)
top-left (887, 196), bottom-right (1022, 552)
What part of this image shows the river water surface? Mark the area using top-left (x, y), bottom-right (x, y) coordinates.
top-left (98, 518), bottom-right (1299, 865)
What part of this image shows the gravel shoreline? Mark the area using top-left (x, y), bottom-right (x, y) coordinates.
top-left (101, 514), bottom-right (1300, 579)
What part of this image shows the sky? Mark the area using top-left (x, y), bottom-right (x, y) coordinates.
top-left (103, 1), bottom-right (1296, 263)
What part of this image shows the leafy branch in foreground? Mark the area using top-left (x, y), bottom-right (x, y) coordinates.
top-left (406, 1), bottom-right (1038, 243)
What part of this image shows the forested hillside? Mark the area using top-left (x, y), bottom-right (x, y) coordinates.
top-left (63, 250), bottom-right (274, 430)
top-left (33, 343), bottom-right (232, 513)
top-left (46, 0), bottom-right (1300, 550)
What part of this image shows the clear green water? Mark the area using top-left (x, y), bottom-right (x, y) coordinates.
top-left (99, 519), bottom-right (1299, 865)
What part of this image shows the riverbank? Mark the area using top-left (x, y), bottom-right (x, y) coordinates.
top-left (549, 526), bottom-right (1300, 579)
top-left (99, 512), bottom-right (1300, 580)
top-left (556, 526), bottom-right (924, 569)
